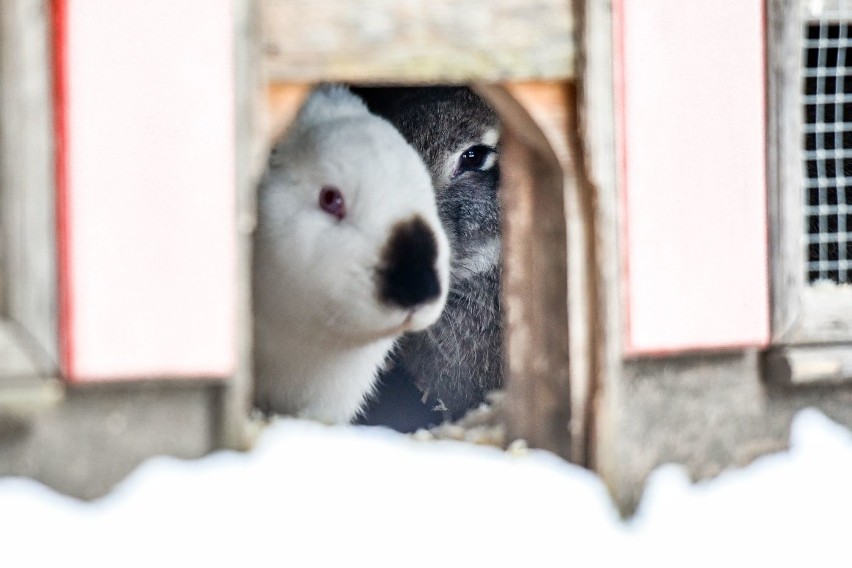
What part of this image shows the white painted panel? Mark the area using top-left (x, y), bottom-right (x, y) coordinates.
top-left (63, 0), bottom-right (236, 379)
top-left (616, 0), bottom-right (770, 355)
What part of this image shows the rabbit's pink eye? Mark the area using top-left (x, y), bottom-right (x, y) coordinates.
top-left (319, 186), bottom-right (346, 220)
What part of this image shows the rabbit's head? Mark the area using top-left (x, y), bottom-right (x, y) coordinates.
top-left (254, 86), bottom-right (450, 343)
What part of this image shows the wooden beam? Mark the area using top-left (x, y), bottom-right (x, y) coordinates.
top-left (0, 0), bottom-right (59, 367)
top-left (481, 84), bottom-right (572, 459)
top-left (261, 0), bottom-right (574, 84)
top-left (219, 0), bottom-right (267, 450)
top-left (765, 345), bottom-right (852, 385)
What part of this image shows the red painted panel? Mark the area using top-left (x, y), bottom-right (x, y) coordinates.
top-left (615, 0), bottom-right (770, 355)
top-left (54, 0), bottom-right (237, 380)
top-left (52, 0), bottom-right (72, 374)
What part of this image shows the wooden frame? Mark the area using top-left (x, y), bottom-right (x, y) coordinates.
top-left (0, 0), bottom-right (63, 414)
top-left (498, 81), bottom-right (596, 465)
top-left (259, 0), bottom-right (581, 459)
top-left (766, 0), bottom-right (852, 386)
top-left (768, 0), bottom-right (852, 347)
top-left (261, 0), bottom-right (574, 84)
top-left (221, 0), bottom-right (266, 449)
top-left (485, 84), bottom-right (572, 458)
top-left (578, 0), bottom-right (623, 481)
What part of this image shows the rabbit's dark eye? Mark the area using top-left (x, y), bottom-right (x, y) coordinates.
top-left (319, 186), bottom-right (346, 220)
top-left (457, 145), bottom-right (497, 174)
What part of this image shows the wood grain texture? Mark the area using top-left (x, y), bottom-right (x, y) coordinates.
top-left (765, 344), bottom-right (852, 385)
top-left (0, 0), bottom-right (59, 368)
top-left (261, 0), bottom-right (574, 83)
top-left (768, 0), bottom-right (807, 342)
top-left (479, 85), bottom-right (572, 459)
top-left (580, 0), bottom-right (625, 478)
top-left (218, 0), bottom-right (266, 450)
top-left (503, 82), bottom-right (594, 465)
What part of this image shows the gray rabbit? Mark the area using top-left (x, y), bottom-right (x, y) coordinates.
top-left (352, 87), bottom-right (504, 426)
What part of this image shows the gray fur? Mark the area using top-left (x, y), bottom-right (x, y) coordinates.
top-left (353, 87), bottom-right (504, 419)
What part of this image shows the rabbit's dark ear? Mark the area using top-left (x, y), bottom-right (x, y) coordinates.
top-left (293, 85), bottom-right (369, 131)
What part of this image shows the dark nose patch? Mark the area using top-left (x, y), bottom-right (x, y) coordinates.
top-left (377, 216), bottom-right (441, 309)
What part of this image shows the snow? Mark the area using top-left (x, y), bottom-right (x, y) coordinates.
top-left (2, 408), bottom-right (851, 567)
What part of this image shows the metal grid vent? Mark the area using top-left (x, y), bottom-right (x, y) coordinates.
top-left (804, 21), bottom-right (852, 284)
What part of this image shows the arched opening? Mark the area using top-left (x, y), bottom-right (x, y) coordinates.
top-left (251, 82), bottom-right (587, 463)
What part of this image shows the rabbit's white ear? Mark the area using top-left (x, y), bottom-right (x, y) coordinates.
top-left (293, 85), bottom-right (369, 130)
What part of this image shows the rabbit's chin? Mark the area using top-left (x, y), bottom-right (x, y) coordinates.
top-left (407, 301), bottom-right (446, 331)
top-left (320, 300), bottom-right (445, 345)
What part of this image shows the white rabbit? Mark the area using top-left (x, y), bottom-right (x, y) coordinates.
top-left (252, 86), bottom-right (450, 424)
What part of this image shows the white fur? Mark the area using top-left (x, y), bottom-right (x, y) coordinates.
top-left (253, 86), bottom-right (450, 424)
top-left (481, 127), bottom-right (500, 148)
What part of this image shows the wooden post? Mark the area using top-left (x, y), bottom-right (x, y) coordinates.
top-left (480, 85), bottom-right (573, 459)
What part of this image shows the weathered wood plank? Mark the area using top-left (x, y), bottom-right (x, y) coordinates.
top-left (806, 0), bottom-right (851, 18)
top-left (219, 0), bottom-right (267, 450)
top-left (0, 0), bottom-right (59, 367)
top-left (501, 82), bottom-right (592, 464)
top-left (767, 0), bottom-right (807, 343)
top-left (765, 344), bottom-right (852, 385)
top-left (796, 285), bottom-right (852, 341)
top-left (0, 321), bottom-right (51, 379)
top-left (261, 0), bottom-right (574, 83)
top-left (577, 0), bottom-right (619, 472)
top-left (481, 85), bottom-right (572, 459)
top-left (0, 321), bottom-right (62, 416)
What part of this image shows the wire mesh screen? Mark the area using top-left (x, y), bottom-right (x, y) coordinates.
top-left (804, 21), bottom-right (852, 284)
